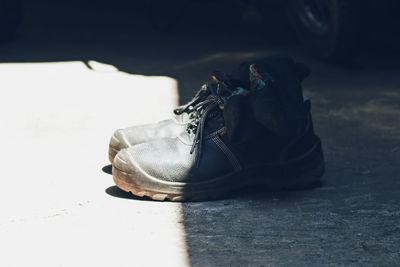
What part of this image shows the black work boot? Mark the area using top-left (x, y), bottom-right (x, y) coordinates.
top-left (112, 56), bottom-right (324, 201)
top-left (108, 64), bottom-right (250, 163)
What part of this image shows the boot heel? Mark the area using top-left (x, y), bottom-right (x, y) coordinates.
top-left (282, 140), bottom-right (325, 190)
top-left (285, 159), bottom-right (325, 190)
top-left (262, 139), bottom-right (325, 190)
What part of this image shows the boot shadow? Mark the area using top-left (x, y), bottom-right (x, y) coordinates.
top-left (102, 164), bottom-right (112, 175)
top-left (105, 185), bottom-right (151, 201)
top-left (104, 180), bottom-right (324, 202)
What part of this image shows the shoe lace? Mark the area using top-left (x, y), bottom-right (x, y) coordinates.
top-left (173, 84), bottom-right (209, 115)
top-left (186, 94), bottom-right (225, 168)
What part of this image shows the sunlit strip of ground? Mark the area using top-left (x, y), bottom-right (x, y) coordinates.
top-left (0, 61), bottom-right (190, 266)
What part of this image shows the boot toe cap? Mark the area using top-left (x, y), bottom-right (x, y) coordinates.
top-left (113, 148), bottom-right (137, 173)
top-left (110, 129), bottom-right (132, 149)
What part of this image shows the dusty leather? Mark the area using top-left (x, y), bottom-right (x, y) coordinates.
top-left (110, 112), bottom-right (190, 153)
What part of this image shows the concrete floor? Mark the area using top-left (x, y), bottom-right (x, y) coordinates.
top-left (1, 1), bottom-right (400, 266)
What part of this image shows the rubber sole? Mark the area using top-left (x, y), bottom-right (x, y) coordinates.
top-left (113, 170), bottom-right (209, 201)
top-left (112, 142), bottom-right (325, 202)
top-left (112, 164), bottom-right (324, 202)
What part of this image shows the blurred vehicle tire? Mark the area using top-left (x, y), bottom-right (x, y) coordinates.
top-left (286, 0), bottom-right (363, 62)
top-left (0, 0), bottom-right (22, 41)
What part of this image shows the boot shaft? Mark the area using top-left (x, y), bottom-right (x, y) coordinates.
top-left (221, 55), bottom-right (316, 167)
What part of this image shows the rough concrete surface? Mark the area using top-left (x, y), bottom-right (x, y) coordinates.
top-left (0, 1), bottom-right (399, 266)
